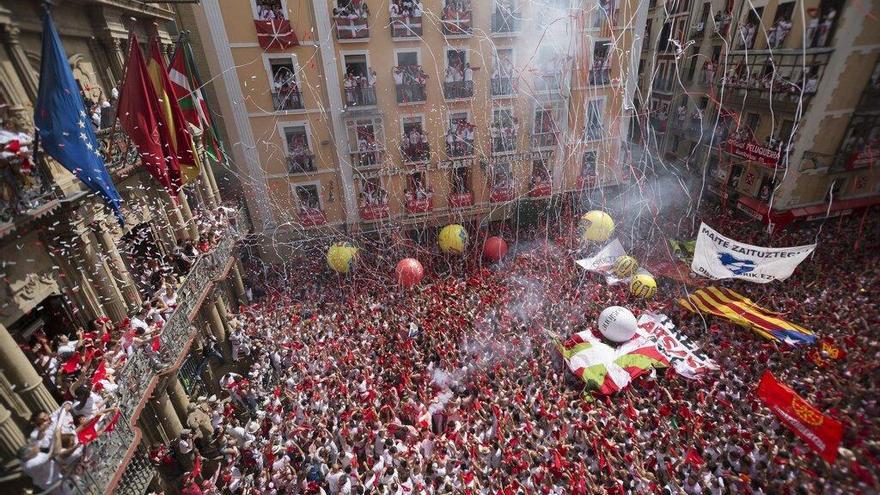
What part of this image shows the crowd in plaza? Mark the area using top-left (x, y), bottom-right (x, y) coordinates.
top-left (122, 202), bottom-right (880, 494)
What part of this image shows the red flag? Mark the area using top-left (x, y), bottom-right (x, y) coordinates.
top-left (104, 410), bottom-right (121, 433)
top-left (77, 415), bottom-right (102, 445)
top-left (91, 360), bottom-right (107, 386)
top-left (61, 352), bottom-right (81, 374)
top-left (117, 33), bottom-right (182, 196)
top-left (254, 19), bottom-right (299, 51)
top-left (192, 454), bottom-right (202, 479)
top-left (685, 448), bottom-right (705, 467)
top-left (756, 371), bottom-right (843, 463)
top-left (151, 335), bottom-right (161, 352)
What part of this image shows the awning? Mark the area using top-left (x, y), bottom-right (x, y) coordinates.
top-left (737, 195), bottom-right (880, 228)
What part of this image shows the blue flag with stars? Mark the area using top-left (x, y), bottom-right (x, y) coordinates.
top-left (34, 12), bottom-right (124, 224)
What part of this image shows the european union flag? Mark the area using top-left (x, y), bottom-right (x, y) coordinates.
top-left (34, 12), bottom-right (123, 224)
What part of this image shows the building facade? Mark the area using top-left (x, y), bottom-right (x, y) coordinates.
top-left (636, 0), bottom-right (880, 228)
top-left (0, 1), bottom-right (251, 493)
top-left (179, 0), bottom-right (649, 255)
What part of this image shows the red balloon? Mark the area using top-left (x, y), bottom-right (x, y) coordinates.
top-left (482, 237), bottom-right (508, 262)
top-left (395, 258), bottom-right (424, 288)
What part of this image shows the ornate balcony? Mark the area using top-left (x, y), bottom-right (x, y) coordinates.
top-left (272, 89), bottom-right (304, 110)
top-left (71, 208), bottom-right (249, 494)
top-left (446, 138), bottom-right (475, 158)
top-left (335, 16), bottom-right (369, 40)
top-left (0, 140), bottom-right (59, 228)
top-left (448, 192), bottom-right (474, 208)
top-left (442, 10), bottom-right (472, 35)
top-left (401, 141), bottom-right (430, 163)
top-left (395, 83), bottom-right (427, 104)
top-left (96, 127), bottom-right (140, 174)
top-left (391, 14), bottom-right (423, 38)
top-left (491, 77), bottom-right (514, 96)
top-left (444, 81), bottom-right (474, 100)
top-left (287, 153), bottom-right (316, 174)
top-left (344, 85), bottom-right (377, 107)
top-left (350, 149), bottom-right (384, 169)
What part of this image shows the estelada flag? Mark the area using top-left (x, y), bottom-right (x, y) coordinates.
top-left (117, 33), bottom-right (183, 196)
top-left (679, 287), bottom-right (816, 345)
top-left (757, 371), bottom-right (843, 463)
top-left (146, 36), bottom-right (200, 184)
top-left (254, 19), bottom-right (299, 51)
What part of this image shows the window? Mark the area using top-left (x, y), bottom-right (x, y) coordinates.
top-left (451, 167), bottom-right (470, 194)
top-left (695, 2), bottom-right (710, 33)
top-left (444, 49), bottom-right (473, 99)
top-left (406, 171), bottom-right (433, 201)
top-left (592, 0), bottom-right (617, 29)
top-left (268, 57), bottom-right (302, 110)
top-left (401, 116), bottom-right (429, 162)
top-left (769, 2), bottom-right (795, 49)
top-left (535, 46), bottom-right (564, 91)
top-left (590, 41), bottom-right (611, 85)
top-left (531, 159), bottom-right (551, 185)
top-left (343, 54), bottom-right (376, 106)
top-left (738, 7), bottom-right (763, 50)
top-left (808, 0), bottom-right (843, 48)
top-left (491, 108), bottom-right (517, 153)
top-left (492, 0), bottom-right (520, 33)
top-left (491, 162), bottom-right (513, 189)
top-left (533, 106), bottom-right (558, 148)
top-left (442, 0), bottom-right (473, 35)
top-left (254, 0), bottom-right (286, 20)
top-left (581, 151), bottom-right (597, 176)
top-left (585, 100), bottom-right (605, 141)
top-left (295, 184), bottom-right (322, 213)
top-left (394, 51), bottom-right (426, 103)
top-left (745, 113), bottom-right (760, 136)
top-left (447, 111), bottom-right (475, 157)
top-left (491, 48), bottom-right (515, 96)
top-left (347, 117), bottom-right (385, 168)
top-left (282, 124), bottom-right (315, 174)
top-left (359, 177), bottom-right (387, 206)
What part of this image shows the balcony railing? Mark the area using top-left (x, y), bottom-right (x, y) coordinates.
top-left (446, 138), bottom-right (475, 157)
top-left (350, 149), bottom-right (384, 168)
top-left (96, 127), bottom-right (140, 173)
top-left (589, 67), bottom-right (610, 85)
top-left (532, 131), bottom-right (558, 149)
top-left (492, 132), bottom-right (517, 154)
top-left (529, 180), bottom-right (552, 197)
top-left (0, 149), bottom-right (58, 226)
top-left (391, 14), bottom-right (423, 38)
top-left (442, 11), bottom-right (472, 35)
top-left (272, 89), bottom-right (304, 110)
top-left (401, 142), bottom-right (430, 163)
top-left (71, 208), bottom-right (248, 494)
top-left (287, 153), bottom-right (316, 174)
top-left (335, 16), bottom-right (369, 40)
top-left (444, 80), bottom-right (474, 99)
top-left (344, 85), bottom-right (377, 107)
top-left (448, 192), bottom-right (474, 208)
top-left (360, 203), bottom-right (390, 220)
top-left (406, 193), bottom-right (434, 214)
top-left (492, 11), bottom-right (519, 33)
top-left (491, 77), bottom-right (514, 96)
top-left (299, 207), bottom-right (327, 226)
top-left (395, 83), bottom-right (427, 104)
top-left (490, 185), bottom-right (516, 202)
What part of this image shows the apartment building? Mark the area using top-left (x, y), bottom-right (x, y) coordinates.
top-left (181, 0), bottom-right (648, 252)
top-left (637, 0), bottom-right (880, 229)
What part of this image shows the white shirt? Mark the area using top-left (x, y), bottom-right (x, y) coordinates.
top-left (22, 452), bottom-right (62, 490)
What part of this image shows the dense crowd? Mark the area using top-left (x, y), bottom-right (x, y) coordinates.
top-left (140, 202), bottom-right (879, 494)
top-left (18, 206), bottom-right (238, 493)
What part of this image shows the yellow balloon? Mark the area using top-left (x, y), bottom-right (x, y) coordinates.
top-left (613, 255), bottom-right (639, 278)
top-left (438, 224), bottom-right (469, 254)
top-left (579, 210), bottom-right (615, 242)
top-left (327, 242), bottom-right (359, 274)
top-left (630, 273), bottom-right (657, 299)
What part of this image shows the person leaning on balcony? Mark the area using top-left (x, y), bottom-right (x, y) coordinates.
top-left (19, 435), bottom-right (66, 494)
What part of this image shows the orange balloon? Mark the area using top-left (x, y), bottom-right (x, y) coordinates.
top-left (482, 237), bottom-right (508, 262)
top-left (396, 258), bottom-right (424, 288)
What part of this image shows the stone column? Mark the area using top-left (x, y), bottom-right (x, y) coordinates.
top-left (0, 402), bottom-right (26, 462)
top-left (199, 164), bottom-right (218, 208)
top-left (49, 233), bottom-right (106, 323)
top-left (0, 23), bottom-right (37, 101)
top-left (150, 388), bottom-right (183, 439)
top-left (166, 376), bottom-right (191, 425)
top-left (138, 401), bottom-right (169, 444)
top-left (148, 192), bottom-right (178, 254)
top-left (163, 193), bottom-right (189, 243)
top-left (230, 263), bottom-right (247, 305)
top-left (0, 323), bottom-right (57, 414)
top-left (203, 303), bottom-right (226, 343)
top-left (177, 192), bottom-right (200, 241)
top-left (203, 160), bottom-right (222, 202)
top-left (77, 229), bottom-right (127, 322)
top-left (94, 223), bottom-right (142, 309)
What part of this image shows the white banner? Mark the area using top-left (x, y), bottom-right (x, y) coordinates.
top-left (636, 312), bottom-right (718, 379)
top-left (575, 239), bottom-right (653, 285)
top-left (691, 223), bottom-right (815, 283)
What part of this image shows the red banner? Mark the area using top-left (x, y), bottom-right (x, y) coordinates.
top-left (757, 371), bottom-right (843, 463)
top-left (254, 19), bottom-right (299, 51)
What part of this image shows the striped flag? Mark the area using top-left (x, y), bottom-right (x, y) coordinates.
top-left (679, 287), bottom-right (816, 345)
top-left (558, 332), bottom-right (668, 395)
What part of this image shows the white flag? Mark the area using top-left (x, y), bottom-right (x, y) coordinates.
top-left (691, 223), bottom-right (815, 283)
top-left (575, 239), bottom-right (653, 285)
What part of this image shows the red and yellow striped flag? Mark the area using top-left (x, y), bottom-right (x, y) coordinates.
top-left (679, 287), bottom-right (816, 345)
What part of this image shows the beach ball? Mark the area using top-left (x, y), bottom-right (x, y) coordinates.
top-left (327, 242), bottom-right (358, 274)
top-left (482, 236), bottom-right (508, 262)
top-left (613, 255), bottom-right (639, 278)
top-left (630, 273), bottom-right (657, 299)
top-left (579, 210), bottom-right (615, 242)
top-left (439, 224), bottom-right (469, 254)
top-left (597, 306), bottom-right (638, 343)
top-left (396, 258), bottom-right (424, 288)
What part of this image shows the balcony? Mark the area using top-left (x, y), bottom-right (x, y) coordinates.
top-left (442, 10), bottom-right (472, 36)
top-left (448, 192), bottom-right (474, 208)
top-left (401, 141), bottom-right (430, 163)
top-left (391, 14), bottom-right (423, 38)
top-left (492, 132), bottom-right (517, 154)
top-left (446, 138), bottom-right (475, 158)
top-left (492, 11), bottom-right (519, 34)
top-left (287, 153), bottom-right (316, 174)
top-left (272, 89), bottom-right (304, 111)
top-left (406, 192), bottom-right (434, 214)
top-left (335, 16), bottom-right (369, 40)
top-left (360, 203), bottom-right (390, 221)
top-left (97, 127), bottom-right (140, 174)
top-left (534, 73), bottom-right (563, 93)
top-left (395, 83), bottom-right (427, 104)
top-left (589, 67), bottom-right (611, 86)
top-left (350, 149), bottom-right (384, 169)
top-left (532, 131), bottom-right (558, 149)
top-left (444, 81), bottom-right (474, 100)
top-left (529, 180), bottom-right (552, 197)
top-left (491, 77), bottom-right (515, 97)
top-left (0, 134), bottom-right (59, 230)
top-left (490, 185), bottom-right (516, 202)
top-left (71, 208), bottom-right (249, 494)
top-left (344, 85), bottom-right (377, 107)
top-left (299, 207), bottom-right (327, 226)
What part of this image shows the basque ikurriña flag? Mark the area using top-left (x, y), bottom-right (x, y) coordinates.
top-left (34, 13), bottom-right (123, 224)
top-left (558, 331), bottom-right (668, 395)
top-left (757, 371), bottom-right (843, 463)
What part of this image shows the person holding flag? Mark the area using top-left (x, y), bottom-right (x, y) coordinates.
top-left (33, 10), bottom-right (124, 224)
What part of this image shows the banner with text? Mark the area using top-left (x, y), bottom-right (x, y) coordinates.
top-left (636, 312), bottom-right (718, 379)
top-left (575, 239), bottom-right (654, 285)
top-left (691, 223), bottom-right (815, 283)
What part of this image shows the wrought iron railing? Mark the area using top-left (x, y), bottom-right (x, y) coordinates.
top-left (68, 208), bottom-right (247, 494)
top-left (96, 127), bottom-right (140, 173)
